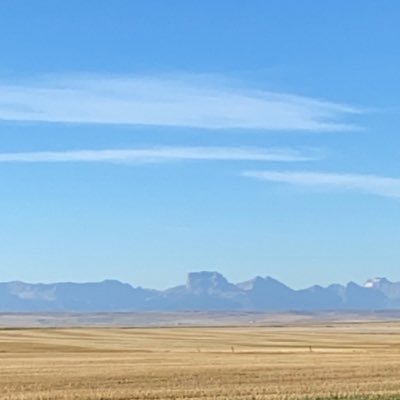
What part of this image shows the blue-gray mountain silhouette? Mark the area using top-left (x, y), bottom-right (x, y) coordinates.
top-left (0, 272), bottom-right (396, 312)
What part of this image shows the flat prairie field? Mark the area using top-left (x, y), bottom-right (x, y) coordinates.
top-left (2, 322), bottom-right (400, 400)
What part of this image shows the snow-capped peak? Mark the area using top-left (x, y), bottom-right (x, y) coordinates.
top-left (364, 277), bottom-right (389, 288)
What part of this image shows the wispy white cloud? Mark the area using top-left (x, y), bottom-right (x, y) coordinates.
top-left (243, 170), bottom-right (400, 198)
top-left (0, 75), bottom-right (360, 131)
top-left (0, 146), bottom-right (319, 164)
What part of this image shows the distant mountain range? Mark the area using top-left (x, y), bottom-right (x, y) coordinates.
top-left (0, 272), bottom-right (399, 312)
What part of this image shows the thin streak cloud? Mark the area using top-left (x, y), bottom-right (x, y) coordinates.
top-left (0, 147), bottom-right (319, 164)
top-left (243, 170), bottom-right (400, 199)
top-left (0, 75), bottom-right (360, 131)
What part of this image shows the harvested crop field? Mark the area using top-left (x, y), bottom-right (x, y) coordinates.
top-left (1, 321), bottom-right (400, 399)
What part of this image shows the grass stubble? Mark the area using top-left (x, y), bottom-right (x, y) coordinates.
top-left (1, 321), bottom-right (400, 399)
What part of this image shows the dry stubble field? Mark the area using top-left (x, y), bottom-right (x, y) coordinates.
top-left (1, 322), bottom-right (400, 400)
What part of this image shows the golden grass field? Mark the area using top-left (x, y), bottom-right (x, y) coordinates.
top-left (2, 321), bottom-right (400, 400)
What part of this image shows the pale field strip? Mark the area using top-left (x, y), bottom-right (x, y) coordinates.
top-left (1, 311), bottom-right (399, 328)
top-left (1, 322), bottom-right (400, 399)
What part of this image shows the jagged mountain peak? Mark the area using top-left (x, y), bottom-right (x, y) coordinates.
top-left (237, 275), bottom-right (291, 292)
top-left (186, 271), bottom-right (237, 294)
top-left (364, 277), bottom-right (400, 301)
top-left (364, 277), bottom-right (391, 288)
top-left (237, 276), bottom-right (264, 290)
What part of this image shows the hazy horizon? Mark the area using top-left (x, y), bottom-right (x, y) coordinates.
top-left (0, 271), bottom-right (396, 292)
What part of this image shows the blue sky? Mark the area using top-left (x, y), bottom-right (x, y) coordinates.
top-left (1, 0), bottom-right (400, 289)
